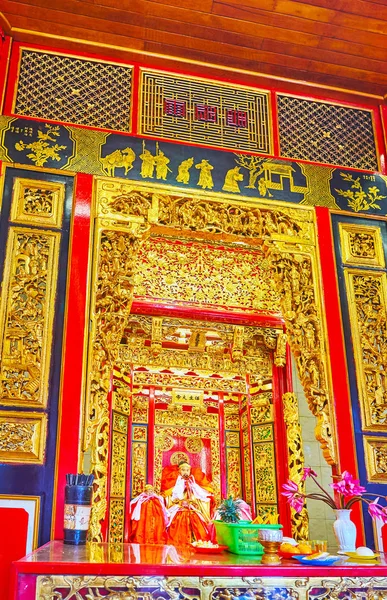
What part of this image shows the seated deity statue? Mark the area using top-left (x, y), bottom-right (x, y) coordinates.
top-left (162, 460), bottom-right (215, 545)
top-left (129, 484), bottom-right (168, 544)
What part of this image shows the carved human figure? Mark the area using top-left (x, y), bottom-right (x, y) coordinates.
top-left (305, 322), bottom-right (316, 353)
top-left (139, 148), bottom-right (155, 179)
top-left (195, 159), bottom-right (214, 190)
top-left (222, 166), bottom-right (243, 193)
top-left (176, 158), bottom-right (194, 184)
top-left (154, 150), bottom-right (171, 180)
top-left (163, 460), bottom-right (214, 545)
top-left (129, 484), bottom-right (168, 544)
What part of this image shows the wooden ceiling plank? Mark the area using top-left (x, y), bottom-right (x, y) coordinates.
top-left (6, 13), bottom-right (146, 49)
top-left (319, 37), bottom-right (387, 63)
top-left (146, 0), bottom-right (214, 11)
top-left (213, 2), bottom-right (387, 49)
top-left (145, 27), bottom-right (387, 85)
top-left (1, 0), bottom-right (147, 35)
top-left (144, 15), bottom-right (266, 51)
top-left (290, 0), bottom-right (387, 21)
top-left (140, 1), bottom-right (322, 46)
top-left (2, 0), bottom-right (147, 26)
top-left (261, 38), bottom-right (387, 75)
top-left (142, 12), bottom-right (387, 73)
top-left (144, 40), bottom-right (386, 96)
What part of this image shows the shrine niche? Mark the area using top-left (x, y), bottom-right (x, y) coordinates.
top-left (82, 177), bottom-right (336, 541)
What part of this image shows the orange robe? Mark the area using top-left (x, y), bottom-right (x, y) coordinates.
top-left (163, 472), bottom-right (215, 545)
top-left (129, 494), bottom-right (168, 545)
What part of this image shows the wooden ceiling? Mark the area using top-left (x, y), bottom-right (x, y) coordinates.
top-left (2, 0), bottom-right (387, 102)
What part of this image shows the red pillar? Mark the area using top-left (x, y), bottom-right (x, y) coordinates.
top-left (315, 206), bottom-right (365, 545)
top-left (52, 173), bottom-right (93, 539)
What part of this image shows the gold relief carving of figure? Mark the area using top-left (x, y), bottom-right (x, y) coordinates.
top-left (176, 157), bottom-right (194, 184)
top-left (154, 146), bottom-right (172, 180)
top-left (222, 167), bottom-right (244, 193)
top-left (100, 147), bottom-right (136, 177)
top-left (195, 159), bottom-right (214, 190)
top-left (139, 145), bottom-right (155, 179)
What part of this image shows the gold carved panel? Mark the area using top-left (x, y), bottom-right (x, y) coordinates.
top-left (364, 436), bottom-right (387, 482)
top-left (108, 498), bottom-right (125, 544)
top-left (339, 223), bottom-right (385, 268)
top-left (10, 178), bottom-right (65, 228)
top-left (344, 269), bottom-right (387, 430)
top-left (155, 408), bottom-right (218, 429)
top-left (110, 430), bottom-right (127, 497)
top-left (253, 438), bottom-right (277, 504)
top-left (226, 446), bottom-right (242, 498)
top-left (131, 440), bottom-right (148, 497)
top-left (0, 410), bottom-right (47, 463)
top-left (132, 395), bottom-right (149, 423)
top-left (134, 237), bottom-right (281, 313)
top-left (112, 389), bottom-right (131, 415)
top-left (0, 227), bottom-right (61, 407)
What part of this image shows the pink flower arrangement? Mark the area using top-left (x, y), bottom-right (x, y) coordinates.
top-left (282, 468), bottom-right (387, 523)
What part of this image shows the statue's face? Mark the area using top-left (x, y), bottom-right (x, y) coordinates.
top-left (144, 485), bottom-right (154, 495)
top-left (179, 463), bottom-right (191, 478)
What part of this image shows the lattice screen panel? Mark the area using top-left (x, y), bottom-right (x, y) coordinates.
top-left (14, 49), bottom-right (133, 132)
top-left (140, 69), bottom-right (272, 153)
top-left (277, 95), bottom-right (378, 171)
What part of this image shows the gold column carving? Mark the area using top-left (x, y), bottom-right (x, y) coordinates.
top-left (274, 332), bottom-right (287, 367)
top-left (282, 392), bottom-right (309, 541)
top-left (269, 246), bottom-right (336, 465)
top-left (224, 407), bottom-right (242, 498)
top-left (84, 180), bottom-right (150, 540)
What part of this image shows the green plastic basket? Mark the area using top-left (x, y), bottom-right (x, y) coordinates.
top-left (214, 520), bottom-right (264, 555)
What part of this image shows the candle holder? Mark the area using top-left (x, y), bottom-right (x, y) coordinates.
top-left (257, 525), bottom-right (283, 565)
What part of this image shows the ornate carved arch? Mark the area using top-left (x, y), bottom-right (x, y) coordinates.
top-left (84, 178), bottom-right (337, 540)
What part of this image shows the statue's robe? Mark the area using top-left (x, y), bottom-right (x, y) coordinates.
top-left (129, 492), bottom-right (168, 544)
top-left (162, 469), bottom-right (215, 545)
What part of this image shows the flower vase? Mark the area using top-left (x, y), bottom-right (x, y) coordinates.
top-left (333, 509), bottom-right (356, 553)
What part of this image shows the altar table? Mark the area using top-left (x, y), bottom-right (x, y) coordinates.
top-left (12, 541), bottom-right (387, 599)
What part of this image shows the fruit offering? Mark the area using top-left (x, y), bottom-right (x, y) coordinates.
top-left (280, 541), bottom-right (313, 555)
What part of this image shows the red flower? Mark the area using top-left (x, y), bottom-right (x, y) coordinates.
top-left (368, 498), bottom-right (387, 524)
top-left (301, 467), bottom-right (318, 481)
top-left (281, 480), bottom-right (305, 513)
top-left (330, 471), bottom-right (366, 498)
